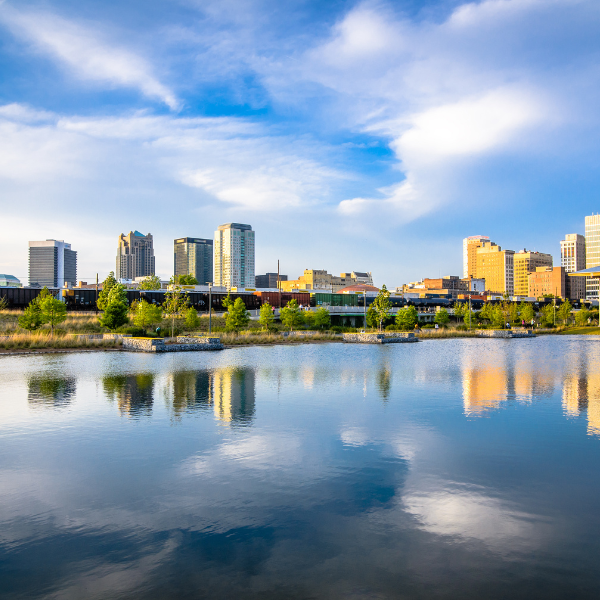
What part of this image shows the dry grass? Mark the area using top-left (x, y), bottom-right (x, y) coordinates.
top-left (0, 310), bottom-right (105, 335)
top-left (0, 331), bottom-right (121, 350)
top-left (218, 331), bottom-right (342, 346)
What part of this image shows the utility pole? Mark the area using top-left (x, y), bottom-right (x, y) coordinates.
top-left (277, 259), bottom-right (281, 309)
top-left (364, 290), bottom-right (367, 331)
top-left (208, 282), bottom-right (212, 334)
top-left (469, 294), bottom-right (472, 331)
top-left (95, 273), bottom-right (98, 314)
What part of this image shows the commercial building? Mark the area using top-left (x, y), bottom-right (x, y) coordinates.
top-left (214, 223), bottom-right (255, 290)
top-left (281, 270), bottom-right (368, 293)
top-left (561, 233), bottom-right (586, 299)
top-left (475, 242), bottom-right (514, 295)
top-left (340, 271), bottom-right (373, 285)
top-left (255, 273), bottom-right (288, 289)
top-left (528, 266), bottom-right (566, 299)
top-left (0, 274), bottom-right (22, 288)
top-left (116, 231), bottom-right (155, 281)
top-left (463, 236), bottom-right (490, 278)
top-left (513, 250), bottom-right (553, 296)
top-left (174, 237), bottom-right (213, 285)
top-left (29, 239), bottom-right (77, 287)
top-left (585, 214), bottom-right (600, 300)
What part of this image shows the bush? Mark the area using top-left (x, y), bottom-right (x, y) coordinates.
top-left (422, 324), bottom-right (435, 329)
top-left (456, 325), bottom-right (467, 331)
top-left (117, 326), bottom-right (148, 337)
top-left (385, 324), bottom-right (397, 331)
top-left (331, 325), bottom-right (344, 333)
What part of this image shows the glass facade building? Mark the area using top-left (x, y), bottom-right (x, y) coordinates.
top-left (174, 238), bottom-right (213, 285)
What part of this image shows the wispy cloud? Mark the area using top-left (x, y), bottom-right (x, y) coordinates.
top-left (0, 4), bottom-right (178, 109)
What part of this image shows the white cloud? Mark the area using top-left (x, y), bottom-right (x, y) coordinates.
top-left (0, 5), bottom-right (178, 109)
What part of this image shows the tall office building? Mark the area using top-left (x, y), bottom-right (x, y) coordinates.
top-left (475, 242), bottom-right (514, 294)
top-left (29, 240), bottom-right (77, 287)
top-left (561, 233), bottom-right (586, 300)
top-left (214, 223), bottom-right (255, 290)
top-left (174, 238), bottom-right (213, 285)
top-left (116, 231), bottom-right (155, 280)
top-left (255, 273), bottom-right (287, 288)
top-left (463, 236), bottom-right (490, 278)
top-left (513, 250), bottom-right (553, 296)
top-left (585, 214), bottom-right (600, 300)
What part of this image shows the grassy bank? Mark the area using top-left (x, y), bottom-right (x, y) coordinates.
top-left (0, 331), bottom-right (121, 351)
top-left (219, 331), bottom-right (342, 346)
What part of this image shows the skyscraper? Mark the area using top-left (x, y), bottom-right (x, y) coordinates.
top-left (463, 236), bottom-right (490, 278)
top-left (475, 242), bottom-right (514, 294)
top-left (116, 231), bottom-right (155, 280)
top-left (513, 250), bottom-right (553, 296)
top-left (214, 223), bottom-right (255, 290)
top-left (29, 239), bottom-right (77, 287)
top-left (561, 233), bottom-right (586, 300)
top-left (174, 238), bottom-right (213, 284)
top-left (585, 215), bottom-right (600, 300)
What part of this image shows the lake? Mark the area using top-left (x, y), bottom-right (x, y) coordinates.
top-left (1, 337), bottom-right (600, 599)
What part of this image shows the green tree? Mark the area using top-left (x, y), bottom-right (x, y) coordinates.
top-left (259, 302), bottom-right (275, 331)
top-left (540, 304), bottom-right (555, 327)
top-left (490, 306), bottom-right (504, 328)
top-left (18, 300), bottom-right (44, 331)
top-left (479, 302), bottom-right (494, 323)
top-left (174, 275), bottom-right (199, 285)
top-left (184, 306), bottom-right (201, 329)
top-left (372, 285), bottom-right (392, 332)
top-left (395, 306), bottom-right (418, 330)
top-left (0, 295), bottom-right (8, 311)
top-left (434, 308), bottom-right (450, 327)
top-left (163, 285), bottom-right (189, 337)
top-left (138, 275), bottom-right (162, 290)
top-left (97, 272), bottom-right (118, 311)
top-left (575, 308), bottom-right (591, 326)
top-left (131, 299), bottom-right (163, 331)
top-left (225, 297), bottom-right (250, 333)
top-left (313, 307), bottom-right (331, 330)
top-left (280, 299), bottom-right (305, 331)
top-left (453, 302), bottom-right (466, 319)
top-left (38, 294), bottom-right (67, 335)
top-left (519, 302), bottom-right (535, 323)
top-left (557, 299), bottom-right (573, 325)
top-left (463, 309), bottom-right (477, 329)
top-left (99, 284), bottom-right (129, 331)
top-left (222, 291), bottom-right (233, 310)
top-left (366, 305), bottom-right (378, 329)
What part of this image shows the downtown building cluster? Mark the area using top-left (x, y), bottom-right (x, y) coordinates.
top-left (401, 215), bottom-right (600, 302)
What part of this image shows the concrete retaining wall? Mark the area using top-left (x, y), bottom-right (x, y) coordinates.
top-left (343, 332), bottom-right (418, 344)
top-left (123, 337), bottom-right (224, 352)
top-left (70, 333), bottom-right (132, 341)
top-left (477, 329), bottom-right (535, 338)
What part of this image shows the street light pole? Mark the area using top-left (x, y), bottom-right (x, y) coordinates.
top-left (208, 282), bottom-right (212, 334)
top-left (364, 290), bottom-right (367, 331)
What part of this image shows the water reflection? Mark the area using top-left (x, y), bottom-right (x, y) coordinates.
top-left (213, 367), bottom-right (255, 426)
top-left (376, 366), bottom-right (392, 401)
top-left (103, 374), bottom-right (154, 418)
top-left (562, 352), bottom-right (600, 436)
top-left (28, 376), bottom-right (76, 408)
top-left (169, 371), bottom-right (213, 418)
top-left (462, 347), bottom-right (556, 416)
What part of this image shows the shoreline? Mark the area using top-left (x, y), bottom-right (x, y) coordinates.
top-left (0, 329), bottom-right (598, 355)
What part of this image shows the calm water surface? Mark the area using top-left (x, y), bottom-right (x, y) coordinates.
top-left (2, 337), bottom-right (600, 599)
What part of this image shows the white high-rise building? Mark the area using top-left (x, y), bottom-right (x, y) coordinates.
top-left (29, 239), bottom-right (77, 287)
top-left (585, 215), bottom-right (600, 300)
top-left (561, 233), bottom-right (586, 273)
top-left (214, 223), bottom-right (255, 290)
top-left (463, 236), bottom-right (490, 278)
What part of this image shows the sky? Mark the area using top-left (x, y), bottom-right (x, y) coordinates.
top-left (1, 0), bottom-right (600, 287)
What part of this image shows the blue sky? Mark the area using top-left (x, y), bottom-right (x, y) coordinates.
top-left (1, 0), bottom-right (600, 286)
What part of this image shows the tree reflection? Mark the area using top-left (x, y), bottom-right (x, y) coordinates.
top-left (103, 374), bottom-right (154, 418)
top-left (169, 371), bottom-right (213, 418)
top-left (376, 366), bottom-right (391, 402)
top-left (28, 376), bottom-right (76, 408)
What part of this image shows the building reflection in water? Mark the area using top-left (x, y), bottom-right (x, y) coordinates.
top-left (102, 374), bottom-right (154, 418)
top-left (213, 367), bottom-right (255, 426)
top-left (562, 353), bottom-right (600, 436)
top-left (169, 371), bottom-right (213, 419)
top-left (462, 347), bottom-right (555, 416)
top-left (28, 376), bottom-right (76, 409)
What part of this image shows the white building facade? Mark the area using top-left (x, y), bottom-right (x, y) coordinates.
top-left (214, 223), bottom-right (255, 290)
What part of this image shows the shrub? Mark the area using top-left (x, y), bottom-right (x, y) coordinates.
top-left (422, 324), bottom-right (435, 329)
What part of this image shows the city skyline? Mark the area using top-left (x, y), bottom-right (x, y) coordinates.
top-left (2, 1), bottom-right (600, 284)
